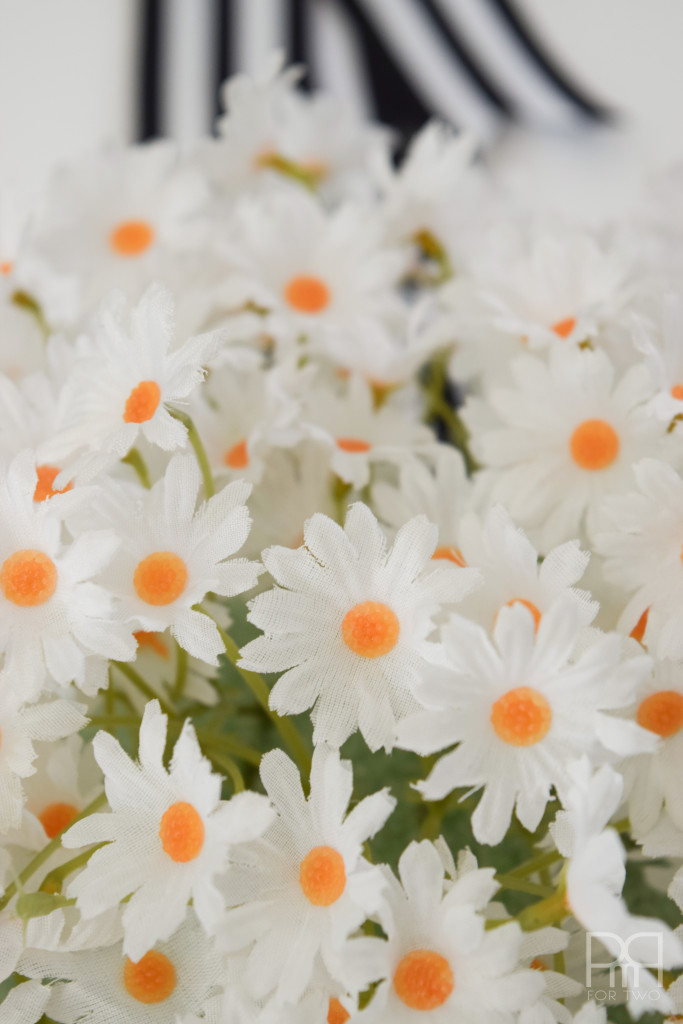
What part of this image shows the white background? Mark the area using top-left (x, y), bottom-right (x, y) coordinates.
top-left (1, 0), bottom-right (683, 219)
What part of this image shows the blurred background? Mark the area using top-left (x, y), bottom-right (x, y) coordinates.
top-left (1, 0), bottom-right (682, 221)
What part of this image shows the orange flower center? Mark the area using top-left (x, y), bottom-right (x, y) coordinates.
top-left (110, 220), bottom-right (155, 257)
top-left (551, 317), bottom-right (576, 339)
top-left (630, 607), bottom-right (649, 645)
top-left (505, 598), bottom-right (542, 632)
top-left (393, 950), bottom-right (454, 1010)
top-left (336, 437), bottom-right (371, 454)
top-left (284, 275), bottom-right (331, 313)
top-left (38, 802), bottom-right (79, 839)
top-left (530, 957), bottom-right (548, 971)
top-left (637, 690), bottom-right (683, 738)
top-left (34, 465), bottom-right (72, 502)
top-left (133, 552), bottom-right (188, 606)
top-left (159, 801), bottom-right (205, 862)
top-left (0, 261), bottom-right (12, 275)
top-left (328, 997), bottom-right (350, 1024)
top-left (299, 845), bottom-right (346, 906)
top-left (671, 385), bottom-right (683, 401)
top-left (342, 601), bottom-right (400, 658)
top-left (569, 419), bottom-right (620, 471)
top-left (491, 686), bottom-right (552, 746)
top-left (224, 438), bottom-right (249, 469)
top-left (433, 546), bottom-right (466, 567)
top-left (0, 550), bottom-right (58, 607)
top-left (123, 380), bottom-right (161, 424)
top-left (134, 631), bottom-right (170, 658)
top-left (123, 951), bottom-right (176, 1004)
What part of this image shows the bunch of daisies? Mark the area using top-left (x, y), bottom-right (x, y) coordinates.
top-left (3, 53), bottom-right (683, 1024)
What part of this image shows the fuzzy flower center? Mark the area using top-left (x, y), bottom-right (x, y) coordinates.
top-left (637, 690), bottom-right (683, 738)
top-left (134, 552), bottom-right (188, 606)
top-left (123, 951), bottom-right (176, 1004)
top-left (38, 802), bottom-right (79, 839)
top-left (134, 631), bottom-right (170, 658)
top-left (433, 546), bottom-right (466, 566)
top-left (336, 437), bottom-right (371, 453)
top-left (671, 385), bottom-right (683, 400)
top-left (34, 465), bottom-right (72, 502)
top-left (224, 438), bottom-right (249, 469)
top-left (328, 997), bottom-right (350, 1023)
top-left (0, 261), bottom-right (12, 275)
top-left (299, 845), bottom-right (346, 906)
top-left (342, 601), bottom-right (400, 658)
top-left (569, 419), bottom-right (620, 470)
top-left (505, 597), bottom-right (542, 632)
top-left (630, 607), bottom-right (649, 644)
top-left (491, 686), bottom-right (552, 746)
top-left (110, 220), bottom-right (155, 257)
top-left (284, 275), bottom-right (331, 313)
top-left (159, 801), bottom-right (205, 862)
top-left (393, 949), bottom-right (454, 1010)
top-left (123, 380), bottom-right (161, 424)
top-left (0, 550), bottom-right (58, 607)
top-left (551, 317), bottom-right (576, 338)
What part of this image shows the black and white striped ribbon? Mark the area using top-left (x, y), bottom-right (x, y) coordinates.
top-left (137, 0), bottom-right (613, 144)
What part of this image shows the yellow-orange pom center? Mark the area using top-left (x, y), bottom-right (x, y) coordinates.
top-left (328, 997), bottom-right (350, 1023)
top-left (637, 690), bottom-right (683, 738)
top-left (110, 220), bottom-right (155, 257)
top-left (0, 261), bottom-right (12, 275)
top-left (34, 465), bottom-right (72, 502)
top-left (134, 631), bottom-right (170, 658)
top-left (159, 801), bottom-right (205, 862)
top-left (123, 380), bottom-right (161, 424)
top-left (393, 950), bottom-right (454, 1010)
top-left (491, 686), bottom-right (552, 746)
top-left (224, 438), bottom-right (249, 469)
top-left (342, 601), bottom-right (400, 659)
top-left (299, 845), bottom-right (346, 906)
top-left (123, 951), bottom-right (176, 1004)
top-left (552, 316), bottom-right (576, 339)
top-left (38, 802), bottom-right (79, 839)
top-left (569, 419), bottom-right (620, 471)
top-left (0, 549), bottom-right (58, 607)
top-left (336, 437), bottom-right (371, 453)
top-left (630, 607), bottom-right (649, 645)
top-left (284, 275), bottom-right (331, 313)
top-left (672, 385), bottom-right (683, 401)
top-left (505, 597), bottom-right (542, 632)
top-left (433, 545), bottom-right (466, 567)
top-left (133, 552), bottom-right (188, 606)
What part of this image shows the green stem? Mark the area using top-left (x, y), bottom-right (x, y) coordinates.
top-left (516, 887), bottom-right (568, 932)
top-left (257, 153), bottom-right (319, 192)
top-left (171, 644), bottom-right (188, 701)
top-left (167, 407), bottom-right (215, 498)
top-left (120, 448), bottom-right (152, 489)
top-left (198, 731), bottom-right (262, 767)
top-left (112, 661), bottom-right (179, 718)
top-left (11, 289), bottom-right (50, 338)
top-left (204, 749), bottom-right (245, 792)
top-left (39, 844), bottom-right (107, 895)
top-left (495, 874), bottom-right (555, 898)
top-left (209, 616), bottom-right (312, 775)
top-left (507, 848), bottom-right (563, 879)
top-left (0, 793), bottom-right (107, 913)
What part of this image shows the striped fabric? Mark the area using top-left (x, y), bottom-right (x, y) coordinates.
top-left (137, 0), bottom-right (612, 144)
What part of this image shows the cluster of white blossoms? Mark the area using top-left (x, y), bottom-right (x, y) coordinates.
top-left (4, 54), bottom-right (683, 1024)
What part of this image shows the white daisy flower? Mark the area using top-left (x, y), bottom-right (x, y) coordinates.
top-left (464, 345), bottom-right (667, 552)
top-left (595, 458), bottom-right (683, 657)
top-left (239, 503), bottom-right (480, 751)
top-left (396, 601), bottom-right (655, 845)
top-left (21, 734), bottom-right (101, 842)
top-left (450, 505), bottom-right (598, 635)
top-left (63, 700), bottom-right (274, 961)
top-left (631, 290), bottom-right (683, 422)
top-left (550, 760), bottom-right (683, 1018)
top-left (0, 685), bottom-right (86, 834)
top-left (519, 926), bottom-right (583, 1024)
top-left (18, 910), bottom-right (223, 1024)
top-left (24, 141), bottom-right (209, 327)
top-left (55, 284), bottom-right (221, 480)
top-left (219, 189), bottom-right (406, 358)
top-left (217, 744), bottom-right (395, 1005)
top-left (365, 840), bottom-right (544, 1023)
top-left (0, 450), bottom-right (135, 699)
top-left (96, 454), bottom-right (261, 665)
top-left (302, 374), bottom-right (436, 490)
